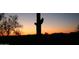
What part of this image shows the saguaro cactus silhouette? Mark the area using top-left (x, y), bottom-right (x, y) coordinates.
top-left (35, 13), bottom-right (44, 35)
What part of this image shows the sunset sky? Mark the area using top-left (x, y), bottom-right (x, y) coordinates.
top-left (5, 13), bottom-right (79, 35)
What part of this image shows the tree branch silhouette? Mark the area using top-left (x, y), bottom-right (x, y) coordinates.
top-left (0, 14), bottom-right (22, 36)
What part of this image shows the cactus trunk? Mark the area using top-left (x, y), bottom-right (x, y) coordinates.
top-left (35, 13), bottom-right (44, 35)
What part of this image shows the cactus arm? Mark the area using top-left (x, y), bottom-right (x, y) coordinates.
top-left (34, 22), bottom-right (37, 25)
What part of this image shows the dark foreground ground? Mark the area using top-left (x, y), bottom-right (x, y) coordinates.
top-left (0, 32), bottom-right (79, 45)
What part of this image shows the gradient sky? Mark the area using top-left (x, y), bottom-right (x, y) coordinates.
top-left (5, 13), bottom-right (79, 35)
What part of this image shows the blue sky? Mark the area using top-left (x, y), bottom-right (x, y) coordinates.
top-left (5, 13), bottom-right (79, 34)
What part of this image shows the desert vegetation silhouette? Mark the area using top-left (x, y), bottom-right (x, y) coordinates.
top-left (0, 13), bottom-right (79, 45)
top-left (0, 13), bottom-right (22, 36)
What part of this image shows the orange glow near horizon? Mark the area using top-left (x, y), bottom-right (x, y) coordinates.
top-left (20, 25), bottom-right (76, 35)
top-left (1, 13), bottom-right (79, 35)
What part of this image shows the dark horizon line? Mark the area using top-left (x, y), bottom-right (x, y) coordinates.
top-left (0, 31), bottom-right (78, 36)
